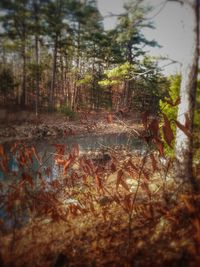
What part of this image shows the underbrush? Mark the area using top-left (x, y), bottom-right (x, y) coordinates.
top-left (0, 112), bottom-right (200, 267)
top-left (57, 105), bottom-right (78, 120)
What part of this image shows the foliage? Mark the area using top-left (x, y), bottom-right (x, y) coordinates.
top-left (160, 75), bottom-right (180, 121)
top-left (116, 0), bottom-right (157, 62)
top-left (98, 57), bottom-right (169, 113)
top-left (98, 62), bottom-right (133, 87)
top-left (58, 104), bottom-right (77, 120)
top-left (76, 74), bottom-right (93, 86)
top-left (0, 0), bottom-right (159, 111)
top-left (27, 63), bottom-right (44, 81)
top-left (159, 75), bottom-right (181, 156)
top-left (0, 66), bottom-right (15, 96)
top-left (159, 74), bottom-right (200, 159)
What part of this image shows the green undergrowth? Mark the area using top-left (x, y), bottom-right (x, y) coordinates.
top-left (57, 104), bottom-right (78, 120)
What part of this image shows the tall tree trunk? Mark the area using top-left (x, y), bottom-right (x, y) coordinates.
top-left (91, 47), bottom-right (95, 110)
top-left (50, 35), bottom-right (58, 109)
top-left (125, 43), bottom-right (133, 108)
top-left (60, 54), bottom-right (64, 105)
top-left (21, 41), bottom-right (26, 108)
top-left (33, 0), bottom-right (40, 117)
top-left (73, 22), bottom-right (81, 111)
top-left (35, 35), bottom-right (39, 116)
top-left (175, 0), bottom-right (199, 188)
top-left (122, 43), bottom-right (133, 108)
top-left (20, 1), bottom-right (28, 108)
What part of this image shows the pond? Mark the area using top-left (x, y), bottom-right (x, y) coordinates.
top-left (0, 132), bottom-right (144, 182)
top-left (0, 133), bottom-right (144, 229)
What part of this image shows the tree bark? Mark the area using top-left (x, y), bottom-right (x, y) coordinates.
top-left (21, 41), bottom-right (27, 108)
top-left (73, 22), bottom-right (81, 111)
top-left (20, 1), bottom-right (28, 108)
top-left (175, 0), bottom-right (199, 188)
top-left (33, 0), bottom-right (40, 117)
top-left (35, 34), bottom-right (39, 117)
top-left (50, 35), bottom-right (58, 110)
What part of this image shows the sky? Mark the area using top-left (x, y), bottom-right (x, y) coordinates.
top-left (97, 0), bottom-right (194, 75)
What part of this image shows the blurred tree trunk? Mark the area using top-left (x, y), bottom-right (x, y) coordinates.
top-left (33, 0), bottom-right (40, 117)
top-left (35, 34), bottom-right (39, 116)
top-left (175, 0), bottom-right (199, 189)
top-left (50, 35), bottom-right (58, 109)
top-left (21, 39), bottom-right (27, 107)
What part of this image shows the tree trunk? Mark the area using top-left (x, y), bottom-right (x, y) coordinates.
top-left (175, 0), bottom-right (199, 188)
top-left (60, 54), bottom-right (64, 104)
top-left (73, 22), bottom-right (81, 111)
top-left (20, 1), bottom-right (28, 108)
top-left (21, 41), bottom-right (27, 108)
top-left (50, 35), bottom-right (58, 109)
top-left (35, 34), bottom-right (39, 117)
top-left (34, 0), bottom-right (40, 117)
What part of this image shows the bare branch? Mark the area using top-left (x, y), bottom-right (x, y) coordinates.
top-left (167, 0), bottom-right (184, 4)
top-left (102, 12), bottom-right (126, 19)
top-left (145, 1), bottom-right (167, 20)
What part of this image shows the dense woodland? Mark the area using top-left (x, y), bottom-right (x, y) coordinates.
top-left (0, 0), bottom-right (200, 267)
top-left (0, 0), bottom-right (169, 114)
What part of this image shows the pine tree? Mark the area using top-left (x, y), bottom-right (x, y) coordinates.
top-left (44, 0), bottom-right (70, 109)
top-left (115, 0), bottom-right (157, 107)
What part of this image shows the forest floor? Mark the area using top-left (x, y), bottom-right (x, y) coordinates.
top-left (0, 110), bottom-right (142, 144)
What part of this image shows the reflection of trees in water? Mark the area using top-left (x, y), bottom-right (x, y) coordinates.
top-left (1, 133), bottom-right (143, 183)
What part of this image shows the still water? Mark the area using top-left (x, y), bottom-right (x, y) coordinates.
top-left (0, 133), bottom-right (144, 229)
top-left (0, 133), bottom-right (144, 182)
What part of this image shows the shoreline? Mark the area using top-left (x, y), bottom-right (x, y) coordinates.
top-left (0, 112), bottom-right (142, 144)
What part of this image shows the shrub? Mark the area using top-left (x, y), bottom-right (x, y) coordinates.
top-left (159, 75), bottom-right (180, 157)
top-left (0, 67), bottom-right (15, 96)
top-left (58, 105), bottom-right (77, 120)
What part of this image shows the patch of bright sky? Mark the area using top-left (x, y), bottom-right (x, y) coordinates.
top-left (97, 0), bottom-right (193, 75)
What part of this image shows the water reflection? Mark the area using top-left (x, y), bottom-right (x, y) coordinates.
top-left (0, 133), bottom-right (143, 182)
top-left (0, 133), bottom-right (144, 229)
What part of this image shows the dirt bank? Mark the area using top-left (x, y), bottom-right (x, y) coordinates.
top-left (0, 111), bottom-right (142, 144)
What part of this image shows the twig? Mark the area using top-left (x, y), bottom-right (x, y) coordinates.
top-left (127, 148), bottom-right (149, 249)
top-left (114, 116), bottom-right (140, 137)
